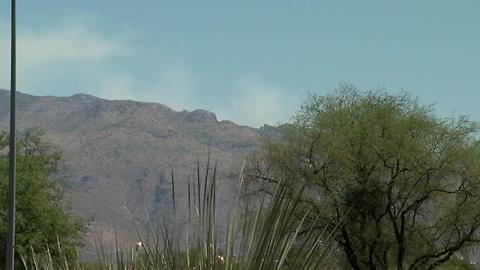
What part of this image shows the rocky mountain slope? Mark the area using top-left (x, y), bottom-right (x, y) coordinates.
top-left (0, 89), bottom-right (267, 256)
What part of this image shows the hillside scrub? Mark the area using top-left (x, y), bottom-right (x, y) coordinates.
top-left (251, 84), bottom-right (480, 269)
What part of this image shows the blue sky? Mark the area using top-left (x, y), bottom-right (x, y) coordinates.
top-left (0, 1), bottom-right (479, 127)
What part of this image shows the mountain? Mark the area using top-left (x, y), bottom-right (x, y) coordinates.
top-left (0, 89), bottom-right (269, 257)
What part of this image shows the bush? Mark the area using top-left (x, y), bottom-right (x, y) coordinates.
top-left (0, 130), bottom-right (85, 269)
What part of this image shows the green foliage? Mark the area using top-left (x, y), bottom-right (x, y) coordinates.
top-left (0, 129), bottom-right (85, 269)
top-left (252, 84), bottom-right (480, 269)
top-left (103, 162), bottom-right (336, 270)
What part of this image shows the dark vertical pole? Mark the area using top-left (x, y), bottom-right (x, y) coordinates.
top-left (6, 0), bottom-right (16, 268)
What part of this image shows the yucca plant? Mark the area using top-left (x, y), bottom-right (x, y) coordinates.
top-left (20, 160), bottom-right (339, 269)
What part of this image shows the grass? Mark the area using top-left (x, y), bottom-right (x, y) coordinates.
top-left (19, 160), bottom-right (338, 270)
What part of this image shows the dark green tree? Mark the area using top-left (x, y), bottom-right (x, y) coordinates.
top-left (0, 129), bottom-right (85, 268)
top-left (251, 84), bottom-right (480, 270)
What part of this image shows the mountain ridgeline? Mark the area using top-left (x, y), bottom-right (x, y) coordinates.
top-left (0, 89), bottom-right (274, 256)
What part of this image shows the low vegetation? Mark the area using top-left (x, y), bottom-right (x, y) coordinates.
top-left (0, 131), bottom-right (339, 269)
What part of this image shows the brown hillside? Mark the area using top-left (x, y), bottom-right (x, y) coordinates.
top-left (0, 89), bottom-right (272, 257)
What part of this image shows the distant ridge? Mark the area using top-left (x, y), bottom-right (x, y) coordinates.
top-left (0, 89), bottom-right (269, 257)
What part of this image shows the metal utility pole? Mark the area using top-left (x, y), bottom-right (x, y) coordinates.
top-left (6, 0), bottom-right (16, 268)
